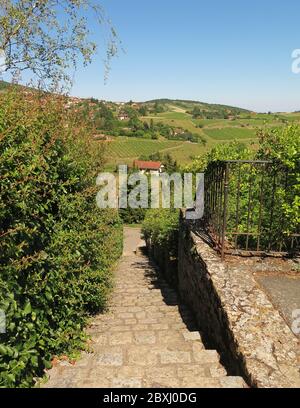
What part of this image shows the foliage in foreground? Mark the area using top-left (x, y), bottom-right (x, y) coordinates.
top-left (0, 90), bottom-right (123, 387)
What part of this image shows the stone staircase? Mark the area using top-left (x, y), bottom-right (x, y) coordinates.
top-left (43, 247), bottom-right (247, 388)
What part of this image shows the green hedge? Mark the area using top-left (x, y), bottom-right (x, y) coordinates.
top-left (142, 209), bottom-right (179, 258)
top-left (0, 90), bottom-right (123, 387)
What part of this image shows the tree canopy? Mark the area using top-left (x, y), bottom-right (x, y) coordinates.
top-left (0, 0), bottom-right (119, 90)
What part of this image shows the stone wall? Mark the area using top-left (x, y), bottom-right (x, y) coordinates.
top-left (147, 240), bottom-right (178, 289)
top-left (177, 213), bottom-right (300, 388)
top-left (178, 217), bottom-right (248, 381)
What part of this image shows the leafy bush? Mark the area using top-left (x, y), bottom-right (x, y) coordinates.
top-left (0, 90), bottom-right (123, 387)
top-left (256, 125), bottom-right (300, 235)
top-left (118, 167), bottom-right (148, 225)
top-left (119, 207), bottom-right (146, 225)
top-left (186, 128), bottom-right (299, 252)
top-left (142, 209), bottom-right (179, 258)
top-left (185, 140), bottom-right (252, 172)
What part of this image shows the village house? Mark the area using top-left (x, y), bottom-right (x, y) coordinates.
top-left (173, 128), bottom-right (185, 136)
top-left (92, 134), bottom-right (111, 141)
top-left (118, 112), bottom-right (130, 121)
top-left (133, 160), bottom-right (164, 174)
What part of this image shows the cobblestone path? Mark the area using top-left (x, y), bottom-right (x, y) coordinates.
top-left (44, 230), bottom-right (246, 388)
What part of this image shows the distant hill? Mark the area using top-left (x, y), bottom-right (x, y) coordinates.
top-left (143, 98), bottom-right (252, 115)
top-left (0, 80), bottom-right (43, 94)
top-left (0, 79), bottom-right (33, 93)
top-left (0, 85), bottom-right (298, 168)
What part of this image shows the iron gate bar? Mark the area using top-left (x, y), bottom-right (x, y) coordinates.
top-left (204, 160), bottom-right (299, 260)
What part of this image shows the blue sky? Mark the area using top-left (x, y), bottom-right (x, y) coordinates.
top-left (69, 0), bottom-right (300, 112)
top-left (4, 0), bottom-right (298, 112)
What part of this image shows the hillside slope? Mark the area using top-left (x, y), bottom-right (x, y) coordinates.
top-left (0, 80), bottom-right (10, 91)
top-left (143, 98), bottom-right (252, 116)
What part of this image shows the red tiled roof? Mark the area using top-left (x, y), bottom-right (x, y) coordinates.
top-left (133, 160), bottom-right (162, 170)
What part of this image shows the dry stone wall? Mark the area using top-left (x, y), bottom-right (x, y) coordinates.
top-left (177, 214), bottom-right (300, 388)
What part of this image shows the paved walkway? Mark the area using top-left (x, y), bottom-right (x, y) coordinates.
top-left (44, 228), bottom-right (246, 388)
top-left (256, 275), bottom-right (300, 337)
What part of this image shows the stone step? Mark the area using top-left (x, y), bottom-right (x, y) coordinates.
top-left (42, 230), bottom-right (248, 389)
top-left (90, 330), bottom-right (205, 350)
top-left (88, 318), bottom-right (197, 334)
top-left (90, 342), bottom-right (222, 368)
top-left (45, 362), bottom-right (246, 388)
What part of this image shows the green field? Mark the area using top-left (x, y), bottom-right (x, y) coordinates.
top-left (204, 127), bottom-right (257, 140)
top-left (142, 115), bottom-right (204, 137)
top-left (156, 111), bottom-right (191, 120)
top-left (167, 141), bottom-right (209, 162)
top-left (106, 137), bottom-right (182, 158)
top-left (104, 137), bottom-right (208, 168)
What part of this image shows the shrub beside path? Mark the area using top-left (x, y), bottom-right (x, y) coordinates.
top-left (43, 227), bottom-right (247, 388)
